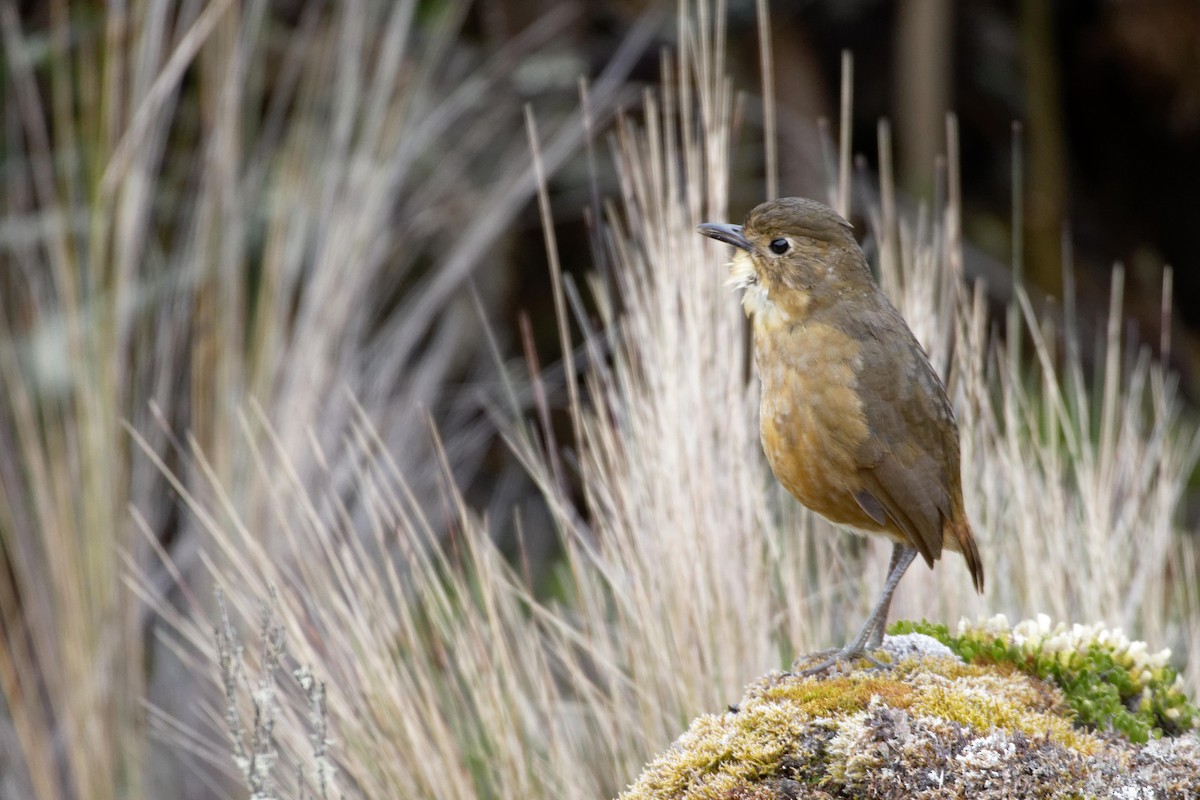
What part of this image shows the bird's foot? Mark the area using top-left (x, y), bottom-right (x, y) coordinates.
top-left (793, 646), bottom-right (891, 677)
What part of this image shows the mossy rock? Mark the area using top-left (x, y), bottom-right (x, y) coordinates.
top-left (618, 629), bottom-right (1200, 799)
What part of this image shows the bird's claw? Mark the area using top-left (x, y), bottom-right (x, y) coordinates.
top-left (794, 647), bottom-right (892, 677)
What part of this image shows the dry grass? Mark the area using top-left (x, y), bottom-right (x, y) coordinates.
top-left (0, 1), bottom-right (633, 797)
top-left (1, 1), bottom-right (1197, 799)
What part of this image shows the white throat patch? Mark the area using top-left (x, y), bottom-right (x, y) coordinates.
top-left (726, 249), bottom-right (776, 320)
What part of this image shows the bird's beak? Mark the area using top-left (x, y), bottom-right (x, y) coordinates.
top-left (697, 222), bottom-right (751, 252)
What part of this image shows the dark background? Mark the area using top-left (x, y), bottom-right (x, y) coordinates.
top-left (491, 0), bottom-right (1200, 395)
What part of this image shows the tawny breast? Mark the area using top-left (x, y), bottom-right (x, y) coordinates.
top-left (755, 320), bottom-right (897, 537)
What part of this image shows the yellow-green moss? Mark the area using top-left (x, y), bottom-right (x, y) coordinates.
top-left (752, 673), bottom-right (917, 717)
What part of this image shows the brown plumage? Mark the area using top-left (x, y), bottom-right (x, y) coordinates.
top-left (699, 197), bottom-right (983, 671)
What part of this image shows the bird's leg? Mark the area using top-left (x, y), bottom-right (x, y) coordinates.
top-left (799, 543), bottom-right (918, 676)
top-left (866, 543), bottom-right (911, 650)
top-left (841, 542), bottom-right (918, 655)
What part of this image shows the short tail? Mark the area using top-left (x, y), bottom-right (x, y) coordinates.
top-left (946, 516), bottom-right (985, 593)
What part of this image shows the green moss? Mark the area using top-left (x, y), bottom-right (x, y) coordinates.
top-left (891, 615), bottom-right (1200, 743)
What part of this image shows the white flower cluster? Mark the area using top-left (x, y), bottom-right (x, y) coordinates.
top-left (957, 613), bottom-right (1175, 687)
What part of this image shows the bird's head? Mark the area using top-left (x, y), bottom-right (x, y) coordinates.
top-left (698, 197), bottom-right (871, 323)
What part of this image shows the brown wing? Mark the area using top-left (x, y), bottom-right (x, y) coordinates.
top-left (845, 308), bottom-right (960, 569)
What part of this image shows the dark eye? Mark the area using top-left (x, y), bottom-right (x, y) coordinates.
top-left (768, 238), bottom-right (789, 254)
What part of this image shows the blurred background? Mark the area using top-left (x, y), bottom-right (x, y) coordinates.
top-left (507, 0), bottom-right (1200, 390)
top-left (2, 1), bottom-right (1199, 798)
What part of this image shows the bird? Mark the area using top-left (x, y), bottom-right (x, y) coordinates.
top-left (697, 197), bottom-right (984, 674)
